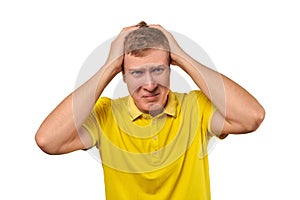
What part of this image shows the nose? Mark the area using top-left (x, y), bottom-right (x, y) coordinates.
top-left (142, 72), bottom-right (158, 91)
top-left (144, 70), bottom-right (154, 84)
top-left (142, 82), bottom-right (158, 92)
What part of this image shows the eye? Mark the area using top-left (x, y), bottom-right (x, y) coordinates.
top-left (129, 70), bottom-right (144, 77)
top-left (151, 67), bottom-right (165, 74)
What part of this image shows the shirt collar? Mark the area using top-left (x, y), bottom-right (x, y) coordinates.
top-left (128, 91), bottom-right (178, 121)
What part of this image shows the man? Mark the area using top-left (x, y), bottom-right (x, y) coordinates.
top-left (35, 22), bottom-right (265, 199)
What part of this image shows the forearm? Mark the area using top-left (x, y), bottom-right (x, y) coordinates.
top-left (35, 63), bottom-right (118, 154)
top-left (174, 52), bottom-right (265, 132)
top-left (72, 64), bottom-right (119, 126)
top-left (174, 53), bottom-right (226, 114)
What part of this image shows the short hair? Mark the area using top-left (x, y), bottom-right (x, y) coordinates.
top-left (124, 21), bottom-right (170, 57)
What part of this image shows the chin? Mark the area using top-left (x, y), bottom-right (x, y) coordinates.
top-left (144, 102), bottom-right (165, 113)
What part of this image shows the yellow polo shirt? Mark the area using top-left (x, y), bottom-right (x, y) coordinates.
top-left (83, 90), bottom-right (216, 200)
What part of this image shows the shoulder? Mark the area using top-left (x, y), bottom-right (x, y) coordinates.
top-left (173, 90), bottom-right (213, 118)
top-left (172, 90), bottom-right (209, 103)
top-left (92, 97), bottom-right (113, 115)
top-left (95, 96), bottom-right (128, 107)
top-left (95, 96), bottom-right (130, 112)
top-left (188, 90), bottom-right (208, 99)
top-left (96, 96), bottom-right (112, 105)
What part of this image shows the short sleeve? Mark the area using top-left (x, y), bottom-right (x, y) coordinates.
top-left (193, 90), bottom-right (227, 140)
top-left (190, 90), bottom-right (216, 137)
top-left (82, 97), bottom-right (112, 148)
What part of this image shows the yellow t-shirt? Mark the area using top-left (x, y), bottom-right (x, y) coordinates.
top-left (83, 90), bottom-right (216, 200)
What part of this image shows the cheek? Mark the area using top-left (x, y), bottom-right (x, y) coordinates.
top-left (157, 74), bottom-right (170, 88)
top-left (125, 78), bottom-right (143, 94)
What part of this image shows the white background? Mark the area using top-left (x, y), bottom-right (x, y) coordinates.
top-left (1, 0), bottom-right (299, 199)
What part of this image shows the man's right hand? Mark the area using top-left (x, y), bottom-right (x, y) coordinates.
top-left (105, 25), bottom-right (139, 74)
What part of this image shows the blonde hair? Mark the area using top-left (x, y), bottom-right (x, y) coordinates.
top-left (124, 21), bottom-right (170, 56)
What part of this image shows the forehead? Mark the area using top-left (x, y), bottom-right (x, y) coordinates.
top-left (123, 49), bottom-right (169, 70)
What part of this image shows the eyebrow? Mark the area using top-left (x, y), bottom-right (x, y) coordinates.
top-left (128, 64), bottom-right (167, 71)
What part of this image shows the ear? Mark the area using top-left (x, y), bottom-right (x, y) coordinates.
top-left (122, 71), bottom-right (126, 83)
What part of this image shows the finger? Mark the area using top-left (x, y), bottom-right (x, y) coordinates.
top-left (121, 24), bottom-right (140, 32)
top-left (148, 24), bottom-right (165, 30)
top-left (148, 24), bottom-right (161, 27)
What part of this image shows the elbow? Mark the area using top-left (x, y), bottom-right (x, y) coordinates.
top-left (35, 130), bottom-right (57, 155)
top-left (245, 106), bottom-right (265, 133)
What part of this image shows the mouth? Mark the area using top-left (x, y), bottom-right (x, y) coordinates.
top-left (142, 93), bottom-right (160, 100)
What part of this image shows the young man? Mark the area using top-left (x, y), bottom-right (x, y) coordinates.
top-left (35, 22), bottom-right (265, 199)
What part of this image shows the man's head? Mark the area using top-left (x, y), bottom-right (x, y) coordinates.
top-left (122, 22), bottom-right (171, 115)
top-left (124, 22), bottom-right (170, 57)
